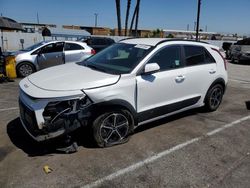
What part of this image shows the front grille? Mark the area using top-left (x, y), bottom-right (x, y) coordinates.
top-left (19, 100), bottom-right (40, 137)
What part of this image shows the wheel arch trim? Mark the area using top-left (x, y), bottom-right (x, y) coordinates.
top-left (90, 99), bottom-right (138, 124)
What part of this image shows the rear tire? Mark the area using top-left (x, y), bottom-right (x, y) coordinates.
top-left (204, 84), bottom-right (224, 112)
top-left (17, 62), bottom-right (35, 77)
top-left (92, 109), bottom-right (134, 147)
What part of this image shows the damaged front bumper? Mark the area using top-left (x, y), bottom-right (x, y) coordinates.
top-left (19, 90), bottom-right (92, 142)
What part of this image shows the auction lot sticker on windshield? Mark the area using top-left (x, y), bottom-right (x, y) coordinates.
top-left (134, 44), bottom-right (151, 50)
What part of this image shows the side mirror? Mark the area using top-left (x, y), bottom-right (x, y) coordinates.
top-left (143, 63), bottom-right (160, 74)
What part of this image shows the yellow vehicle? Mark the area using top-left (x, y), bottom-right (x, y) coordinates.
top-left (5, 56), bottom-right (17, 79)
top-left (0, 55), bottom-right (16, 82)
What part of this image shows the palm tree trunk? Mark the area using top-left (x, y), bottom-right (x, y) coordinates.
top-left (124, 0), bottom-right (131, 36)
top-left (129, 1), bottom-right (138, 36)
top-left (134, 0), bottom-right (140, 37)
top-left (115, 0), bottom-right (122, 36)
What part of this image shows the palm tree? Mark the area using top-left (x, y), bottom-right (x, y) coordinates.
top-left (129, 2), bottom-right (137, 36)
top-left (134, 0), bottom-right (140, 37)
top-left (129, 0), bottom-right (140, 36)
top-left (115, 0), bottom-right (122, 36)
top-left (124, 0), bottom-right (131, 36)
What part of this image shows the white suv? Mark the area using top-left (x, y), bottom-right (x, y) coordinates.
top-left (19, 38), bottom-right (228, 147)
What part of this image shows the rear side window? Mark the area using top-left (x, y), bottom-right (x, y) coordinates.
top-left (64, 43), bottom-right (84, 51)
top-left (148, 45), bottom-right (182, 71)
top-left (184, 45), bottom-right (215, 66)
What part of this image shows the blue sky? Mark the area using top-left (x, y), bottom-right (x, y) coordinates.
top-left (1, 0), bottom-right (250, 35)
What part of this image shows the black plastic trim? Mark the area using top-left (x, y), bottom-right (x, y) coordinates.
top-left (90, 99), bottom-right (138, 123)
top-left (204, 78), bottom-right (226, 103)
top-left (138, 96), bottom-right (201, 122)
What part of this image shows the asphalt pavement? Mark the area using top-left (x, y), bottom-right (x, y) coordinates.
top-left (0, 62), bottom-right (250, 188)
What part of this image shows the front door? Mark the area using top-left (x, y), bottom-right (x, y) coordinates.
top-left (136, 45), bottom-right (199, 122)
top-left (37, 42), bottom-right (64, 70)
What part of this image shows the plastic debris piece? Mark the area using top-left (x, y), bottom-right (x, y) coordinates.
top-left (43, 165), bottom-right (53, 174)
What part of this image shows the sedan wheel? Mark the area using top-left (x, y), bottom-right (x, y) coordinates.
top-left (17, 63), bottom-right (34, 77)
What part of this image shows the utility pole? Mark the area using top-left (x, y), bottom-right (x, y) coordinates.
top-left (94, 13), bottom-right (98, 27)
top-left (187, 24), bottom-right (189, 31)
top-left (37, 12), bottom-right (40, 24)
top-left (196, 0), bottom-right (201, 41)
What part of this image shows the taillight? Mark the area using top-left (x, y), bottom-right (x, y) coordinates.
top-left (212, 47), bottom-right (227, 70)
top-left (91, 49), bottom-right (96, 55)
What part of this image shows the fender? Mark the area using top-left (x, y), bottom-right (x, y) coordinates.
top-left (90, 99), bottom-right (138, 124)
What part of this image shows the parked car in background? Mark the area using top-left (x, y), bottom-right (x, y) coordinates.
top-left (78, 36), bottom-right (115, 53)
top-left (14, 41), bottom-right (95, 77)
top-left (222, 42), bottom-right (233, 59)
top-left (19, 38), bottom-right (228, 147)
top-left (230, 38), bottom-right (250, 63)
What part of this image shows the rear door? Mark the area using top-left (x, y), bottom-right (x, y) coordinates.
top-left (182, 45), bottom-right (217, 101)
top-left (64, 42), bottom-right (87, 63)
top-left (37, 42), bottom-right (64, 70)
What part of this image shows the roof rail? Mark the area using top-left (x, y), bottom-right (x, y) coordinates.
top-left (118, 37), bottom-right (138, 42)
top-left (155, 39), bottom-right (209, 46)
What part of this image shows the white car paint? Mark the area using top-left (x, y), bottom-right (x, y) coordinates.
top-left (27, 63), bottom-right (120, 91)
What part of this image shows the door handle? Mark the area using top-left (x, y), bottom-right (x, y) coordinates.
top-left (175, 75), bottom-right (185, 83)
top-left (209, 70), bottom-right (216, 74)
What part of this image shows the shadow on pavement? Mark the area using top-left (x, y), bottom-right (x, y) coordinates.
top-left (7, 108), bottom-right (203, 156)
top-left (135, 108), bottom-right (199, 134)
top-left (6, 118), bottom-right (97, 156)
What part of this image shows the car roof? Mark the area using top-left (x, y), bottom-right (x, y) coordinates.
top-left (120, 38), bottom-right (210, 47)
top-left (44, 40), bottom-right (87, 45)
top-left (120, 38), bottom-right (167, 46)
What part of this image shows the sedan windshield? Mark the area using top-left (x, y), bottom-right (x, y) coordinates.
top-left (82, 43), bottom-right (153, 74)
top-left (21, 41), bottom-right (47, 52)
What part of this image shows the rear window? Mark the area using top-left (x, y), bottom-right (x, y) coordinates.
top-left (184, 45), bottom-right (215, 66)
top-left (64, 43), bottom-right (84, 51)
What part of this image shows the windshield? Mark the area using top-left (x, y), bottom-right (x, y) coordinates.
top-left (21, 41), bottom-right (47, 52)
top-left (82, 43), bottom-right (153, 74)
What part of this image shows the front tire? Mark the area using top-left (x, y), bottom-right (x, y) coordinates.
top-left (17, 62), bottom-right (35, 77)
top-left (204, 84), bottom-right (224, 112)
top-left (93, 109), bottom-right (134, 147)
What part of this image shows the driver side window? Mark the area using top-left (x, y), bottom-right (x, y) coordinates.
top-left (40, 42), bottom-right (64, 54)
top-left (148, 45), bottom-right (182, 71)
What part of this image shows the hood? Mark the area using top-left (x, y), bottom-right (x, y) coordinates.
top-left (27, 63), bottom-right (120, 91)
top-left (12, 50), bottom-right (27, 56)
